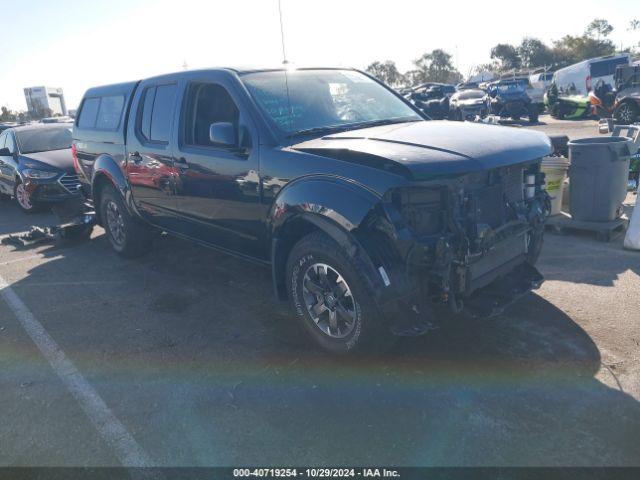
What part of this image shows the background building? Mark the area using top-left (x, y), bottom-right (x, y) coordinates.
top-left (23, 86), bottom-right (67, 118)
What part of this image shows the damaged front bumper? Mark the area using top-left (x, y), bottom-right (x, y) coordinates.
top-left (361, 162), bottom-right (550, 336)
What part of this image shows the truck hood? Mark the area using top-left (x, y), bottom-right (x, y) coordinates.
top-left (292, 121), bottom-right (552, 180)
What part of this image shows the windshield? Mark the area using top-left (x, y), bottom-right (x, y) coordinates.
top-left (16, 126), bottom-right (72, 154)
top-left (241, 69), bottom-right (421, 137)
top-left (495, 81), bottom-right (527, 94)
top-left (457, 90), bottom-right (486, 100)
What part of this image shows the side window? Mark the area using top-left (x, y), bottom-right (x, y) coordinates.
top-left (182, 83), bottom-right (240, 148)
top-left (138, 84), bottom-right (177, 144)
top-left (78, 98), bottom-right (101, 128)
top-left (0, 133), bottom-right (6, 150)
top-left (96, 95), bottom-right (125, 130)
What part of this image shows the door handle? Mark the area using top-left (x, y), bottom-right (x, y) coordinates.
top-left (129, 152), bottom-right (143, 164)
top-left (174, 157), bottom-right (189, 169)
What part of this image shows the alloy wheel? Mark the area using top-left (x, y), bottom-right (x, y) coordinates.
top-left (15, 183), bottom-right (33, 210)
top-left (302, 263), bottom-right (357, 339)
top-left (105, 200), bottom-right (126, 247)
top-left (617, 104), bottom-right (634, 124)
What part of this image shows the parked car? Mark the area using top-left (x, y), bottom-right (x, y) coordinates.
top-left (0, 123), bottom-right (82, 213)
top-left (448, 88), bottom-right (489, 121)
top-left (407, 83), bottom-right (456, 119)
top-left (613, 64), bottom-right (640, 124)
top-left (73, 67), bottom-right (551, 354)
top-left (0, 123), bottom-right (18, 133)
top-left (488, 78), bottom-right (539, 123)
top-left (41, 116), bottom-right (75, 124)
top-left (546, 54), bottom-right (631, 119)
top-left (527, 71), bottom-right (553, 113)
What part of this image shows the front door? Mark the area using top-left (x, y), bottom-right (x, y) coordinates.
top-left (171, 76), bottom-right (264, 259)
top-left (0, 132), bottom-right (18, 195)
top-left (125, 81), bottom-right (180, 230)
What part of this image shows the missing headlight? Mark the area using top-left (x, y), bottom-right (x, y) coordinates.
top-left (390, 187), bottom-right (446, 237)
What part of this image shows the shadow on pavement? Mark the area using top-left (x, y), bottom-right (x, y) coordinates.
top-left (0, 197), bottom-right (54, 237)
top-left (2, 229), bottom-right (639, 467)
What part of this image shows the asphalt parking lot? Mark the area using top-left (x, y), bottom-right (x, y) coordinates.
top-left (1, 114), bottom-right (639, 467)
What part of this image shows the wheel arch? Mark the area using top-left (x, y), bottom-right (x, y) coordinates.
top-left (269, 177), bottom-right (386, 301)
top-left (91, 154), bottom-right (132, 223)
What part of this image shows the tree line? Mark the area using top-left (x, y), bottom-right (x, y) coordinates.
top-left (366, 18), bottom-right (640, 88)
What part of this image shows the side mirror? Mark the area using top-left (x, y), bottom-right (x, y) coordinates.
top-left (209, 122), bottom-right (237, 147)
top-left (0, 147), bottom-right (11, 156)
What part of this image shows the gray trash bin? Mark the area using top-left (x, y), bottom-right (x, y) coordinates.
top-left (568, 136), bottom-right (632, 222)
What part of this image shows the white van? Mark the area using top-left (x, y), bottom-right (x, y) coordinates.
top-left (552, 54), bottom-right (631, 98)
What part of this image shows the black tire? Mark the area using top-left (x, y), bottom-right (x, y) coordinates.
top-left (286, 231), bottom-right (393, 355)
top-left (13, 179), bottom-right (41, 213)
top-left (614, 102), bottom-right (639, 125)
top-left (99, 184), bottom-right (152, 257)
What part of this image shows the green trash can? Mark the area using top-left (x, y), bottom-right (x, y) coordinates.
top-left (568, 136), bottom-right (632, 222)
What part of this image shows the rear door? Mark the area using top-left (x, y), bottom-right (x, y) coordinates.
top-left (125, 80), bottom-right (180, 228)
top-left (170, 72), bottom-right (264, 258)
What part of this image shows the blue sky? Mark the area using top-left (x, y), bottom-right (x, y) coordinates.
top-left (2, 0), bottom-right (638, 110)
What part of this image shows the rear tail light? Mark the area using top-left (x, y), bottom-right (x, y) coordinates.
top-left (71, 143), bottom-right (82, 176)
top-left (586, 75), bottom-right (592, 92)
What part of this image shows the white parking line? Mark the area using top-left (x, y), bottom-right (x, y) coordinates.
top-left (0, 274), bottom-right (155, 468)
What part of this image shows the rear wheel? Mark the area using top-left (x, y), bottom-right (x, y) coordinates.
top-left (99, 184), bottom-right (152, 257)
top-left (286, 231), bottom-right (394, 354)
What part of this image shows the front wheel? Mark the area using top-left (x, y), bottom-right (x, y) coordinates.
top-left (614, 102), bottom-right (639, 125)
top-left (14, 179), bottom-right (40, 213)
top-left (99, 184), bottom-right (152, 257)
top-left (286, 232), bottom-right (394, 354)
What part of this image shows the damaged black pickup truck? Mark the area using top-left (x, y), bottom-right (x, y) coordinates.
top-left (72, 67), bottom-right (551, 354)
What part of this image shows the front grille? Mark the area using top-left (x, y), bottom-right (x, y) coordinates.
top-left (58, 174), bottom-right (82, 194)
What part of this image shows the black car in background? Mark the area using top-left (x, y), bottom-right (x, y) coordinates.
top-left (613, 65), bottom-right (640, 124)
top-left (0, 123), bottom-right (81, 212)
top-left (406, 83), bottom-right (456, 119)
top-left (488, 79), bottom-right (539, 123)
top-left (448, 89), bottom-right (489, 121)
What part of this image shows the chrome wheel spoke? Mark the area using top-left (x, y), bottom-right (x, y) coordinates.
top-left (328, 309), bottom-right (338, 331)
top-left (16, 184), bottom-right (32, 210)
top-left (312, 301), bottom-right (327, 317)
top-left (317, 265), bottom-right (330, 288)
top-left (335, 280), bottom-right (349, 299)
top-left (302, 262), bottom-right (357, 339)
